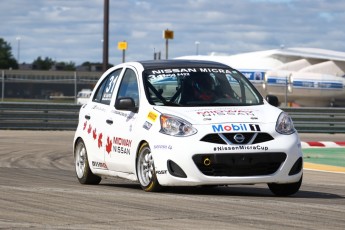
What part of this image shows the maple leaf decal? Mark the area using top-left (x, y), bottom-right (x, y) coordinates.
top-left (93, 128), bottom-right (97, 140)
top-left (106, 136), bottom-right (112, 154)
top-left (87, 124), bottom-right (92, 134)
top-left (98, 133), bottom-right (103, 148)
top-left (83, 121), bottom-right (87, 130)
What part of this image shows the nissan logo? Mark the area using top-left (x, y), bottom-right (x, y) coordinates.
top-left (233, 133), bottom-right (245, 143)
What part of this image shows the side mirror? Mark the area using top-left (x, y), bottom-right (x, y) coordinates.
top-left (266, 95), bottom-right (279, 107)
top-left (115, 97), bottom-right (138, 112)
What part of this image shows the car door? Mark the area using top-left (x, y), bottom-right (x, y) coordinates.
top-left (104, 67), bottom-right (140, 173)
top-left (83, 68), bottom-right (122, 168)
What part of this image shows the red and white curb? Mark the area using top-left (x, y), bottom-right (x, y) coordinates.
top-left (301, 141), bottom-right (345, 148)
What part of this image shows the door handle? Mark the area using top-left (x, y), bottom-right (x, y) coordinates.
top-left (106, 119), bottom-right (113, 125)
top-left (85, 115), bottom-right (91, 120)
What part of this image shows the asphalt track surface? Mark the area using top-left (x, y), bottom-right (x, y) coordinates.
top-left (0, 131), bottom-right (344, 229)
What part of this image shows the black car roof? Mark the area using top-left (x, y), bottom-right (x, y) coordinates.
top-left (138, 59), bottom-right (232, 70)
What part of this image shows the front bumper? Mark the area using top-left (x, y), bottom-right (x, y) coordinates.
top-left (150, 132), bottom-right (303, 186)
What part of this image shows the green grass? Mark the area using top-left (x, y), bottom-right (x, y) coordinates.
top-left (303, 148), bottom-right (345, 167)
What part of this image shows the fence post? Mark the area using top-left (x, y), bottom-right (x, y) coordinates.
top-left (1, 70), bottom-right (4, 102)
top-left (74, 72), bottom-right (77, 104)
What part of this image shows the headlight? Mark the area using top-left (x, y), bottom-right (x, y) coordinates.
top-left (276, 112), bottom-right (295, 135)
top-left (160, 114), bottom-right (197, 137)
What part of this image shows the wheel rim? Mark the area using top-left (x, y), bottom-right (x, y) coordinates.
top-left (75, 142), bottom-right (86, 179)
top-left (138, 146), bottom-right (154, 187)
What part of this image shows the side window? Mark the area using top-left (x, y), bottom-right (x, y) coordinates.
top-left (116, 68), bottom-right (139, 107)
top-left (92, 69), bottom-right (122, 105)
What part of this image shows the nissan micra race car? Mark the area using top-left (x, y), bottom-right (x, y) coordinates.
top-left (73, 60), bottom-right (303, 196)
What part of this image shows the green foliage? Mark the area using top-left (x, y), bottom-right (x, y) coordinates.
top-left (81, 61), bottom-right (103, 71)
top-left (0, 37), bottom-right (102, 71)
top-left (54, 61), bottom-right (76, 71)
top-left (32, 56), bottom-right (55, 70)
top-left (32, 56), bottom-right (76, 70)
top-left (0, 38), bottom-right (18, 69)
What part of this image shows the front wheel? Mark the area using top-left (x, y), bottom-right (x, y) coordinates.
top-left (136, 142), bottom-right (162, 192)
top-left (268, 175), bottom-right (302, 196)
top-left (74, 139), bottom-right (101, 185)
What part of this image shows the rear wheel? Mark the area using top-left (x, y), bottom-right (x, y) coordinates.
top-left (268, 175), bottom-right (302, 196)
top-left (74, 139), bottom-right (101, 185)
top-left (136, 142), bottom-right (162, 192)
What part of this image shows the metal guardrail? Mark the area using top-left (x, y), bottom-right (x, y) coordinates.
top-left (284, 107), bottom-right (345, 133)
top-left (1, 102), bottom-right (345, 133)
top-left (0, 102), bottom-right (81, 130)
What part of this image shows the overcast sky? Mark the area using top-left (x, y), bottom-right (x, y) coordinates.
top-left (1, 0), bottom-right (345, 65)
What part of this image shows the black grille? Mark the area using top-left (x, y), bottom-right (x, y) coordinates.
top-left (200, 132), bottom-right (274, 145)
top-left (193, 152), bottom-right (286, 176)
top-left (252, 133), bottom-right (274, 144)
top-left (200, 134), bottom-right (225, 144)
top-left (222, 133), bottom-right (255, 144)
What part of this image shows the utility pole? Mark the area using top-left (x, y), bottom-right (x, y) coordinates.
top-left (16, 37), bottom-right (21, 65)
top-left (102, 0), bottom-right (109, 72)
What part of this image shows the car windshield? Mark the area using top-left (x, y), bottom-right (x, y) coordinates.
top-left (143, 67), bottom-right (263, 106)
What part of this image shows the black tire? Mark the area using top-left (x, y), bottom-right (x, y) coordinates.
top-left (74, 139), bottom-right (101, 185)
top-left (268, 175), bottom-right (302, 196)
top-left (136, 142), bottom-right (162, 192)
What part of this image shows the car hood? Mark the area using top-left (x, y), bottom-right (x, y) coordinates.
top-left (153, 104), bottom-right (282, 125)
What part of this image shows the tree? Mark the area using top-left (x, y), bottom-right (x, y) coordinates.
top-left (0, 38), bottom-right (18, 69)
top-left (32, 56), bottom-right (55, 70)
top-left (54, 61), bottom-right (76, 71)
top-left (81, 61), bottom-right (103, 71)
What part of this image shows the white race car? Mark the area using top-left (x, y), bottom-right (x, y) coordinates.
top-left (73, 60), bottom-right (303, 196)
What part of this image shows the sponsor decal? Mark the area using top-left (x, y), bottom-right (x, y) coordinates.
top-left (150, 68), bottom-right (232, 75)
top-left (240, 71), bottom-right (265, 81)
top-left (92, 161), bottom-right (108, 169)
top-left (199, 68), bottom-right (233, 74)
top-left (267, 77), bottom-right (287, 85)
top-left (293, 80), bottom-right (343, 90)
top-left (213, 145), bottom-right (269, 151)
top-left (147, 111), bottom-right (158, 122)
top-left (112, 110), bottom-right (128, 118)
top-left (212, 124), bottom-right (260, 132)
top-left (91, 105), bottom-right (106, 112)
top-left (153, 144), bottom-right (172, 150)
top-left (249, 124), bottom-right (261, 131)
top-left (143, 121), bottom-right (152, 130)
top-left (196, 109), bottom-right (255, 117)
top-left (113, 146), bottom-right (130, 154)
top-left (156, 170), bottom-right (168, 175)
top-left (148, 69), bottom-right (234, 81)
top-left (102, 93), bottom-right (112, 101)
top-left (112, 136), bottom-right (132, 155)
top-left (114, 137), bottom-right (132, 147)
top-left (81, 121), bottom-right (132, 155)
top-left (151, 68), bottom-right (197, 74)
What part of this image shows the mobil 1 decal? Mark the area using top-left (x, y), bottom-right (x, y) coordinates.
top-left (212, 123), bottom-right (261, 132)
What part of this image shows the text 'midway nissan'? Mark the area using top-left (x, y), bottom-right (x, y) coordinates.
top-left (73, 60), bottom-right (303, 196)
